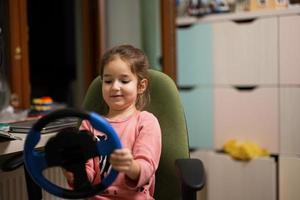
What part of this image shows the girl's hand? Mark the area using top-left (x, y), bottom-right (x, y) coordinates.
top-left (109, 148), bottom-right (140, 181)
top-left (62, 168), bottom-right (74, 183)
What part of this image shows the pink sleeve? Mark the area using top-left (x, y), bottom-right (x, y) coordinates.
top-left (125, 112), bottom-right (162, 188)
top-left (80, 120), bottom-right (98, 183)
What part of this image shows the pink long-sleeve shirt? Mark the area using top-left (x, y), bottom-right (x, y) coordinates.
top-left (80, 111), bottom-right (161, 200)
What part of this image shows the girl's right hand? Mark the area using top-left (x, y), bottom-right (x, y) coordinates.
top-left (109, 148), bottom-right (141, 181)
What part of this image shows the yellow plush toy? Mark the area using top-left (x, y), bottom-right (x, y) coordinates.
top-left (224, 139), bottom-right (269, 161)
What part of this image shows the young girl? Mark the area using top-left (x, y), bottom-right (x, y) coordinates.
top-left (66, 44), bottom-right (161, 200)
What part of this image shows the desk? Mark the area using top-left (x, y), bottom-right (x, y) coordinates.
top-left (0, 133), bottom-right (56, 156)
top-left (0, 132), bottom-right (69, 200)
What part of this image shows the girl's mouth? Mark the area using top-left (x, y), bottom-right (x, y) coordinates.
top-left (111, 95), bottom-right (123, 98)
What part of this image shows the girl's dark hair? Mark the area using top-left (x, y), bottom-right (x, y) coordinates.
top-left (100, 44), bottom-right (150, 110)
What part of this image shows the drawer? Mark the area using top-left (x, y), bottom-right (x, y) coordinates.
top-left (209, 152), bottom-right (276, 200)
top-left (279, 156), bottom-right (300, 200)
top-left (177, 23), bottom-right (213, 86)
top-left (214, 86), bottom-right (279, 153)
top-left (192, 150), bottom-right (277, 200)
top-left (280, 87), bottom-right (300, 155)
top-left (279, 15), bottom-right (300, 85)
top-left (213, 17), bottom-right (278, 85)
top-left (180, 87), bottom-right (213, 149)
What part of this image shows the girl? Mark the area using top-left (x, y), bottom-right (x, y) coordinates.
top-left (66, 44), bottom-right (162, 200)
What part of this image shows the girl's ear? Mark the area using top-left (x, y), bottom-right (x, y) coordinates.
top-left (138, 79), bottom-right (148, 94)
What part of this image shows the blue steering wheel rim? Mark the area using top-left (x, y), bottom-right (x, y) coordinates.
top-left (24, 109), bottom-right (122, 199)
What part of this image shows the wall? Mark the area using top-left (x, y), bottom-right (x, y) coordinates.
top-left (106, 0), bottom-right (142, 49)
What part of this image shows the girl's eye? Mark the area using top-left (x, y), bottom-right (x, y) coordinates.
top-left (104, 80), bottom-right (112, 84)
top-left (121, 80), bottom-right (130, 84)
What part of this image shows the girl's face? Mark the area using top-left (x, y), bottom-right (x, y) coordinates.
top-left (102, 57), bottom-right (147, 114)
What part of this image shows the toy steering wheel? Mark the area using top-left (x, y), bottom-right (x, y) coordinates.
top-left (24, 109), bottom-right (122, 199)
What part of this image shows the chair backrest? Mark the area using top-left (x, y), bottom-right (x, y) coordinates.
top-left (82, 69), bottom-right (190, 200)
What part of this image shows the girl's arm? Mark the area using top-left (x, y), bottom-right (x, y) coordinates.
top-left (127, 112), bottom-right (162, 187)
top-left (110, 112), bottom-right (161, 187)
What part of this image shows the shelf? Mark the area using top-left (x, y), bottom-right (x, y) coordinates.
top-left (176, 6), bottom-right (300, 26)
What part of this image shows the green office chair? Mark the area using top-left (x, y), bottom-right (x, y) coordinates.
top-left (82, 69), bottom-right (205, 200)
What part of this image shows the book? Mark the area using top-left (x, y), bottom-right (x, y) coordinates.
top-left (8, 118), bottom-right (78, 134)
top-left (0, 129), bottom-right (22, 140)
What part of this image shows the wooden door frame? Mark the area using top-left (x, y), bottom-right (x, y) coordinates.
top-left (83, 0), bottom-right (178, 86)
top-left (82, 0), bottom-right (106, 90)
top-left (160, 0), bottom-right (177, 82)
top-left (7, 0), bottom-right (105, 108)
top-left (8, 0), bottom-right (30, 108)
top-left (7, 0), bottom-right (174, 108)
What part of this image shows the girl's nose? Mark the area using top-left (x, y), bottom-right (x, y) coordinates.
top-left (111, 80), bottom-right (120, 90)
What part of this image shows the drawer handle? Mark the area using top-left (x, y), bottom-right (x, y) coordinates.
top-left (233, 85), bottom-right (258, 91)
top-left (232, 18), bottom-right (257, 24)
top-left (177, 24), bottom-right (194, 29)
top-left (178, 86), bottom-right (196, 91)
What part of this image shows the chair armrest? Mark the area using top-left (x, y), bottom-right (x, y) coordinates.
top-left (175, 158), bottom-right (205, 200)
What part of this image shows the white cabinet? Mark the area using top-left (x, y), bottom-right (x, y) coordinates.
top-left (280, 87), bottom-right (300, 155)
top-left (180, 87), bottom-right (213, 149)
top-left (177, 9), bottom-right (300, 200)
top-left (208, 153), bottom-right (276, 200)
top-left (279, 15), bottom-right (300, 85)
top-left (278, 15), bottom-right (300, 155)
top-left (279, 156), bottom-right (300, 200)
top-left (191, 150), bottom-right (276, 200)
top-left (214, 87), bottom-right (279, 153)
top-left (213, 17), bottom-right (278, 85)
top-left (177, 24), bottom-right (213, 86)
top-left (177, 23), bottom-right (214, 149)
